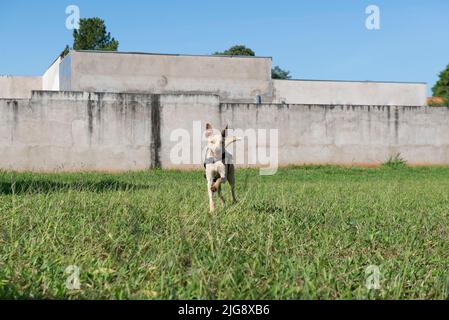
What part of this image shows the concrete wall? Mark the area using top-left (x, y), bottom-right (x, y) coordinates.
top-left (2, 91), bottom-right (449, 172)
top-left (0, 76), bottom-right (42, 99)
top-left (61, 51), bottom-right (273, 103)
top-left (0, 92), bottom-right (218, 171)
top-left (218, 103), bottom-right (449, 166)
top-left (273, 79), bottom-right (427, 106)
top-left (42, 57), bottom-right (61, 91)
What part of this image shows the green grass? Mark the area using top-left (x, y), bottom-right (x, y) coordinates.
top-left (1, 165), bottom-right (449, 299)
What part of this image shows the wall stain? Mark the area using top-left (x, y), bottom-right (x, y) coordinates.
top-left (387, 105), bottom-right (391, 131)
top-left (12, 100), bottom-right (19, 127)
top-left (96, 93), bottom-right (104, 143)
top-left (367, 105), bottom-right (371, 141)
top-left (8, 100), bottom-right (19, 143)
top-left (87, 93), bottom-right (94, 143)
top-left (150, 94), bottom-right (161, 168)
top-left (394, 106), bottom-right (399, 144)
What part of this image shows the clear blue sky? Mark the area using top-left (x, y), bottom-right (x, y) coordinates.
top-left (1, 0), bottom-right (448, 95)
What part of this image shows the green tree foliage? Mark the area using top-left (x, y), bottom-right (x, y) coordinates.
top-left (432, 64), bottom-right (449, 101)
top-left (72, 17), bottom-right (119, 51)
top-left (213, 45), bottom-right (292, 80)
top-left (271, 66), bottom-right (291, 80)
top-left (213, 45), bottom-right (255, 56)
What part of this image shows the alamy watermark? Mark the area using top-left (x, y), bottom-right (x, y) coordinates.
top-left (65, 5), bottom-right (80, 30)
top-left (65, 265), bottom-right (81, 290)
top-left (170, 121), bottom-right (279, 175)
top-left (365, 265), bottom-right (381, 290)
top-left (365, 5), bottom-right (380, 30)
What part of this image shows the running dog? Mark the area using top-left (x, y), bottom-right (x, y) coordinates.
top-left (204, 123), bottom-right (240, 212)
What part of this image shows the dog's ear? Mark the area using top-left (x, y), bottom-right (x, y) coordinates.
top-left (221, 125), bottom-right (228, 138)
top-left (205, 123), bottom-right (213, 138)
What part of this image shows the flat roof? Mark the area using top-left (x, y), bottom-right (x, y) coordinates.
top-left (56, 50), bottom-right (425, 85)
top-left (71, 50), bottom-right (273, 60)
top-left (276, 78), bottom-right (427, 85)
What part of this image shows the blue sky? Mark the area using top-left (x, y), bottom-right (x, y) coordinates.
top-left (0, 0), bottom-right (448, 95)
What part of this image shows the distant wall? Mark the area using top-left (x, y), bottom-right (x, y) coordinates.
top-left (273, 79), bottom-right (427, 106)
top-left (0, 76), bottom-right (42, 99)
top-left (61, 51), bottom-right (273, 103)
top-left (1, 91), bottom-right (449, 172)
top-left (57, 51), bottom-right (427, 105)
top-left (1, 50), bottom-right (428, 106)
top-left (42, 57), bottom-right (61, 91)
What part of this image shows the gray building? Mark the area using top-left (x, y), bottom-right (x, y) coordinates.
top-left (1, 50), bottom-right (427, 106)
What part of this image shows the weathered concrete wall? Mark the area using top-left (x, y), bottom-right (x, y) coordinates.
top-left (218, 103), bottom-right (449, 166)
top-left (0, 92), bottom-right (219, 171)
top-left (0, 76), bottom-right (42, 99)
top-left (62, 51), bottom-right (273, 103)
top-left (273, 79), bottom-right (427, 106)
top-left (1, 91), bottom-right (449, 172)
top-left (42, 57), bottom-right (61, 91)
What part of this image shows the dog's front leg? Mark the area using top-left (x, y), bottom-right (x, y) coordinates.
top-left (208, 180), bottom-right (215, 212)
top-left (206, 169), bottom-right (215, 212)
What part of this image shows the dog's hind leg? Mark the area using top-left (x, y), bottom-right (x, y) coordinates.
top-left (211, 177), bottom-right (222, 193)
top-left (218, 185), bottom-right (226, 206)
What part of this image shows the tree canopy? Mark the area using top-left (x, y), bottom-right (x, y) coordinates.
top-left (213, 45), bottom-right (292, 80)
top-left (72, 17), bottom-right (119, 51)
top-left (271, 66), bottom-right (291, 80)
top-left (432, 64), bottom-right (449, 102)
top-left (213, 45), bottom-right (255, 56)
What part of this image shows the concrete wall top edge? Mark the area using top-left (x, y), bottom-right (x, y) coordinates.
top-left (4, 91), bottom-right (429, 108)
top-left (71, 50), bottom-right (273, 60)
top-left (220, 102), bottom-right (431, 108)
top-left (31, 90), bottom-right (220, 97)
top-left (273, 78), bottom-right (427, 85)
top-left (28, 90), bottom-right (221, 103)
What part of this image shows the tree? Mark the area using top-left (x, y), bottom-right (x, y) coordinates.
top-left (272, 66), bottom-right (291, 80)
top-left (432, 64), bottom-right (449, 102)
top-left (213, 45), bottom-right (255, 56)
top-left (214, 45), bottom-right (292, 80)
top-left (72, 17), bottom-right (119, 51)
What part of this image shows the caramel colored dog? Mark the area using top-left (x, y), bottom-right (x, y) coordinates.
top-left (204, 123), bottom-right (240, 212)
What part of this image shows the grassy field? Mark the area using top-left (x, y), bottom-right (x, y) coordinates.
top-left (1, 165), bottom-right (449, 299)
